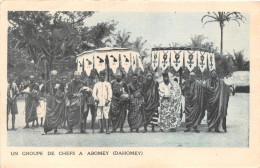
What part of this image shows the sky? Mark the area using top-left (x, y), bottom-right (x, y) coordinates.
top-left (84, 12), bottom-right (250, 60)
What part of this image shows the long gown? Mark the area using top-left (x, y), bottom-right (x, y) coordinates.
top-left (127, 82), bottom-right (145, 129)
top-left (66, 80), bottom-right (84, 128)
top-left (41, 80), bottom-right (65, 133)
top-left (7, 83), bottom-right (19, 115)
top-left (110, 80), bottom-right (128, 130)
top-left (204, 78), bottom-right (230, 130)
top-left (141, 80), bottom-right (160, 127)
top-left (24, 83), bottom-right (39, 124)
top-left (182, 80), bottom-right (206, 129)
top-left (158, 81), bottom-right (182, 131)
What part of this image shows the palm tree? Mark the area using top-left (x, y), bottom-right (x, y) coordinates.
top-left (201, 12), bottom-right (245, 55)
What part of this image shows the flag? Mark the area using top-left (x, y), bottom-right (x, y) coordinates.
top-left (198, 51), bottom-right (207, 72)
top-left (131, 52), bottom-right (137, 72)
top-left (171, 50), bottom-right (184, 71)
top-left (76, 57), bottom-right (83, 73)
top-left (151, 51), bottom-right (159, 71)
top-left (184, 50), bottom-right (197, 72)
top-left (159, 50), bottom-right (170, 71)
top-left (84, 54), bottom-right (94, 76)
top-left (121, 51), bottom-right (131, 73)
top-left (208, 52), bottom-right (216, 71)
top-left (108, 52), bottom-right (120, 74)
top-left (136, 52), bottom-right (144, 71)
top-left (94, 53), bottom-right (106, 73)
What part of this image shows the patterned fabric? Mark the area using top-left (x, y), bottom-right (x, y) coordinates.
top-left (158, 82), bottom-right (182, 131)
top-left (110, 80), bottom-right (128, 130)
top-left (127, 82), bottom-right (145, 129)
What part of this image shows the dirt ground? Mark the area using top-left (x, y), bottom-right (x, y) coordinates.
top-left (7, 93), bottom-right (249, 147)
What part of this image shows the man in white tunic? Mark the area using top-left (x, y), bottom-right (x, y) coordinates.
top-left (92, 70), bottom-right (112, 134)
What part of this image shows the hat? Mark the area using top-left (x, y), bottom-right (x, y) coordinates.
top-left (50, 70), bottom-right (57, 76)
top-left (74, 71), bottom-right (81, 76)
top-left (115, 69), bottom-right (123, 76)
top-left (210, 70), bottom-right (216, 74)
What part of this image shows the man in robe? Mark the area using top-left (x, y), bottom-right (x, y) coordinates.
top-left (7, 74), bottom-right (20, 130)
top-left (82, 76), bottom-right (96, 133)
top-left (158, 72), bottom-right (182, 132)
top-left (204, 70), bottom-right (230, 133)
top-left (65, 71), bottom-right (85, 134)
top-left (141, 72), bottom-right (160, 133)
top-left (23, 75), bottom-right (39, 128)
top-left (110, 70), bottom-right (129, 133)
top-left (182, 72), bottom-right (206, 133)
top-left (92, 70), bottom-right (112, 134)
top-left (41, 70), bottom-right (66, 134)
top-left (127, 73), bottom-right (144, 133)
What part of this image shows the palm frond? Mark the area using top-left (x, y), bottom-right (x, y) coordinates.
top-left (201, 15), bottom-right (218, 23)
top-left (202, 20), bottom-right (218, 27)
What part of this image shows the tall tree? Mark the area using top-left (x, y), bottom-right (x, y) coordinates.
top-left (8, 11), bottom-right (94, 78)
top-left (112, 30), bottom-right (131, 48)
top-left (201, 12), bottom-right (245, 55)
top-left (131, 37), bottom-right (148, 60)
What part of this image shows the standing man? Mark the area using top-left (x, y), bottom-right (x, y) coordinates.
top-left (7, 74), bottom-right (20, 130)
top-left (36, 76), bottom-right (46, 127)
top-left (127, 73), bottom-right (144, 133)
top-left (158, 72), bottom-right (182, 132)
top-left (182, 72), bottom-right (206, 133)
top-left (204, 70), bottom-right (230, 133)
top-left (41, 70), bottom-right (66, 134)
top-left (92, 70), bottom-right (112, 134)
top-left (65, 71), bottom-right (84, 134)
top-left (110, 70), bottom-right (129, 133)
top-left (23, 75), bottom-right (39, 128)
top-left (82, 77), bottom-right (96, 133)
top-left (141, 72), bottom-right (160, 133)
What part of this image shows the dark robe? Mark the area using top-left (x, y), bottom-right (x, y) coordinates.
top-left (182, 80), bottom-right (206, 129)
top-left (204, 78), bottom-right (230, 130)
top-left (66, 80), bottom-right (84, 128)
top-left (127, 82), bottom-right (145, 129)
top-left (24, 83), bottom-right (39, 123)
top-left (141, 80), bottom-right (160, 126)
top-left (7, 82), bottom-right (19, 115)
top-left (41, 80), bottom-right (66, 133)
top-left (110, 80), bottom-right (128, 130)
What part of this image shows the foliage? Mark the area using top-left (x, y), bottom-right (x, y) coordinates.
top-left (230, 50), bottom-right (249, 71)
top-left (112, 30), bottom-right (149, 59)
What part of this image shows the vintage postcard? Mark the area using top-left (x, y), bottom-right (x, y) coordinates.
top-left (0, 0), bottom-right (259, 167)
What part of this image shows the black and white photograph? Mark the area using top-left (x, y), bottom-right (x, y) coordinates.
top-left (6, 10), bottom-right (250, 147)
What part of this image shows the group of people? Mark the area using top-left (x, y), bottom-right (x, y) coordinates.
top-left (7, 69), bottom-right (230, 135)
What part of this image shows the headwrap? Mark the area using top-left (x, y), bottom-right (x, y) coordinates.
top-left (74, 71), bottom-right (81, 76)
top-left (50, 70), bottom-right (57, 76)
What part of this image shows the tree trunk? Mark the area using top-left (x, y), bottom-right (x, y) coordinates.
top-left (220, 24), bottom-right (224, 55)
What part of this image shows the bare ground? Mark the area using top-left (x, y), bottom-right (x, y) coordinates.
top-left (7, 93), bottom-right (249, 147)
